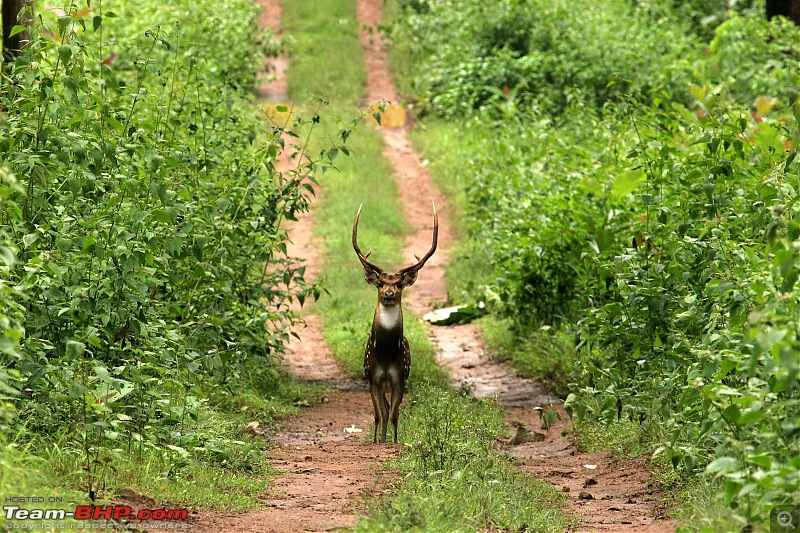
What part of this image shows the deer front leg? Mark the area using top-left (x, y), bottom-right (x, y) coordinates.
top-left (369, 383), bottom-right (390, 443)
top-left (389, 381), bottom-right (405, 444)
top-left (368, 383), bottom-right (381, 444)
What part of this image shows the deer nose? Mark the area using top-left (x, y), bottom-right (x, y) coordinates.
top-left (384, 289), bottom-right (396, 299)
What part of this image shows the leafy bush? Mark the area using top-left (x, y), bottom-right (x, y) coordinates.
top-left (705, 13), bottom-right (800, 105)
top-left (390, 0), bottom-right (800, 524)
top-left (0, 0), bottom-right (324, 494)
top-left (437, 92), bottom-right (800, 524)
top-left (389, 0), bottom-right (698, 116)
top-left (634, 0), bottom-right (761, 40)
top-left (569, 97), bottom-right (800, 525)
top-left (0, 168), bottom-right (25, 436)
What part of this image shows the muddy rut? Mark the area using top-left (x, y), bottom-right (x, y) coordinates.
top-left (194, 0), bottom-right (675, 531)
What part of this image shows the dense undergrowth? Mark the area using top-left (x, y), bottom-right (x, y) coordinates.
top-left (388, 0), bottom-right (800, 529)
top-left (0, 0), bottom-right (324, 512)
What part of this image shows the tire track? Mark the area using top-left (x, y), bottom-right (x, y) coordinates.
top-left (355, 1), bottom-right (676, 531)
top-left (191, 2), bottom-right (393, 531)
top-left (356, 0), bottom-right (557, 408)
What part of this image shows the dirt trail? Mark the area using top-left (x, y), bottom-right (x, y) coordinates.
top-left (504, 405), bottom-right (675, 533)
top-left (192, 2), bottom-right (390, 531)
top-left (194, 0), bottom-right (675, 531)
top-left (257, 0), bottom-right (288, 103)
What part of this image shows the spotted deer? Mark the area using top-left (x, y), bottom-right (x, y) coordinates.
top-left (352, 202), bottom-right (438, 443)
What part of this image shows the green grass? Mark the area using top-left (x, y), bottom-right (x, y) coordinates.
top-left (0, 371), bottom-right (315, 518)
top-left (355, 384), bottom-right (573, 532)
top-left (0, 441), bottom-right (86, 529)
top-left (573, 418), bottom-right (651, 458)
top-left (32, 407), bottom-right (282, 511)
top-left (284, 0), bottom-right (366, 107)
top-left (0, 394), bottom-right (299, 531)
top-left (669, 479), bottom-right (750, 533)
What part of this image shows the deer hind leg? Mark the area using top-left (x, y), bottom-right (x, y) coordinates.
top-left (389, 380), bottom-right (406, 444)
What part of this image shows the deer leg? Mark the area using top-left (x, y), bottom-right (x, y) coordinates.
top-left (389, 381), bottom-right (405, 444)
top-left (379, 394), bottom-right (390, 443)
top-left (369, 383), bottom-right (381, 444)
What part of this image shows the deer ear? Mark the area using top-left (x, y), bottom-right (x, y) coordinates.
top-left (400, 269), bottom-right (418, 288)
top-left (363, 268), bottom-right (381, 286)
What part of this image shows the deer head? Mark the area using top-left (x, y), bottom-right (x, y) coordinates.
top-left (352, 202), bottom-right (438, 307)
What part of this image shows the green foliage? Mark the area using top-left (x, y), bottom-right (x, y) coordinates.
top-left (705, 13), bottom-right (800, 103)
top-left (566, 99), bottom-right (800, 524)
top-left (0, 0), bottom-right (322, 501)
top-left (390, 0), bottom-right (800, 526)
top-left (356, 384), bottom-right (571, 532)
top-left (435, 92), bottom-right (800, 525)
top-left (388, 0), bottom-right (698, 116)
top-left (29, 408), bottom-right (283, 511)
top-left (391, 0), bottom-right (800, 119)
top-left (0, 169), bottom-right (25, 436)
top-left (634, 0), bottom-right (762, 41)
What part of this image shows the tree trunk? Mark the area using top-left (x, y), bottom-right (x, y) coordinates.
top-left (766, 0), bottom-right (800, 25)
top-left (2, 0), bottom-right (34, 60)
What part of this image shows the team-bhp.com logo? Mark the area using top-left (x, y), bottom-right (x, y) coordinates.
top-left (3, 496), bottom-right (188, 530)
top-left (5, 506), bottom-right (187, 521)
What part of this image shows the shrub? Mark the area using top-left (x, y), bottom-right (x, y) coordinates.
top-left (705, 12), bottom-right (800, 105)
top-left (390, 0), bottom-right (698, 116)
top-left (569, 98), bottom-right (800, 524)
top-left (0, 0), bottom-right (324, 489)
top-left (391, 0), bottom-right (800, 524)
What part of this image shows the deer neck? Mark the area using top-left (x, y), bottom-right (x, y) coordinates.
top-left (372, 302), bottom-right (403, 345)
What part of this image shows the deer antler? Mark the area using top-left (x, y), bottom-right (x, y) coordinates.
top-left (398, 201), bottom-right (438, 275)
top-left (353, 204), bottom-right (385, 274)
